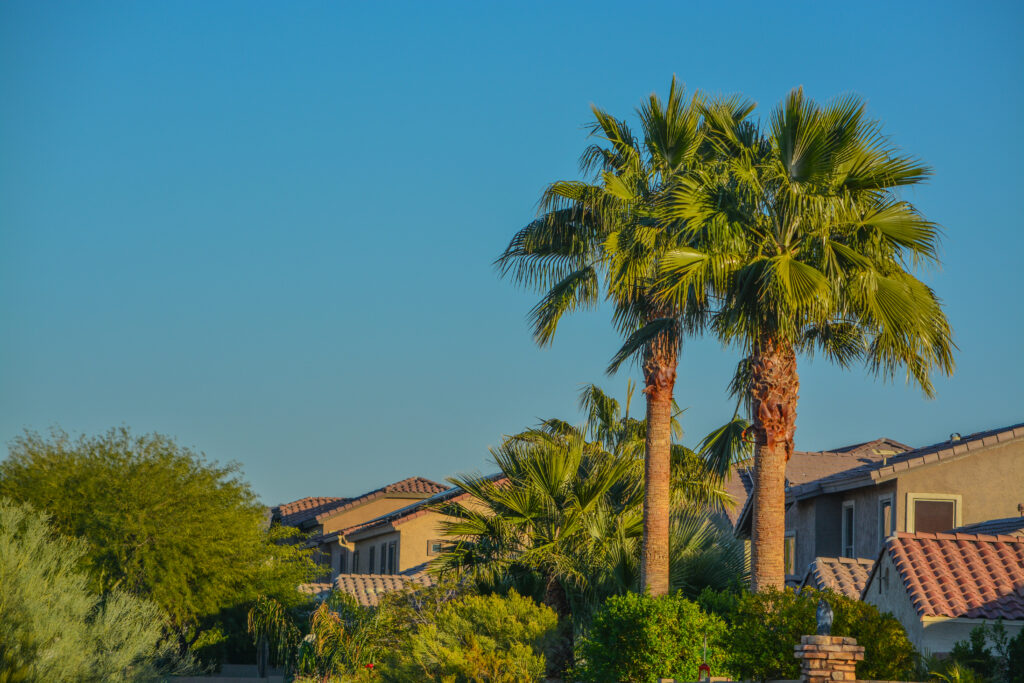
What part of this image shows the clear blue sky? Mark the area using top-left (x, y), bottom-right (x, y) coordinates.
top-left (2, 2), bottom-right (1021, 506)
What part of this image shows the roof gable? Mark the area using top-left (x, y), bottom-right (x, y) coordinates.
top-left (312, 476), bottom-right (448, 525)
top-left (801, 556), bottom-right (874, 600)
top-left (788, 423), bottom-right (1024, 502)
top-left (272, 496), bottom-right (351, 527)
top-left (869, 531), bottom-right (1024, 620)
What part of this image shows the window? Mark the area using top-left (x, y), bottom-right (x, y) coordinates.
top-left (427, 540), bottom-right (443, 556)
top-left (841, 501), bottom-right (855, 558)
top-left (368, 546), bottom-right (375, 574)
top-left (906, 493), bottom-right (962, 533)
top-left (380, 543), bottom-right (387, 574)
top-left (387, 542), bottom-right (396, 574)
top-left (352, 550), bottom-right (360, 573)
top-left (339, 549), bottom-right (347, 575)
top-left (783, 533), bottom-right (796, 575)
top-left (878, 495), bottom-right (894, 550)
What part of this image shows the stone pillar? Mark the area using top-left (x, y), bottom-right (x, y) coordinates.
top-left (794, 635), bottom-right (864, 682)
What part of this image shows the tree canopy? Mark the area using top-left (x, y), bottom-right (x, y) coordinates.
top-left (0, 427), bottom-right (316, 660)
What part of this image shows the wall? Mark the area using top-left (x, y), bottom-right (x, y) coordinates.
top-left (894, 438), bottom-right (1024, 531)
top-left (318, 495), bottom-right (424, 535)
top-left (350, 529), bottom-right (401, 574)
top-left (862, 551), bottom-right (926, 648)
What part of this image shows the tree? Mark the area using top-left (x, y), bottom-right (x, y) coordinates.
top-left (434, 386), bottom-right (747, 676)
top-left (0, 497), bottom-right (176, 682)
top-left (497, 79), bottom-right (750, 595)
top-left (656, 88), bottom-right (954, 589)
top-left (0, 427), bottom-right (317, 660)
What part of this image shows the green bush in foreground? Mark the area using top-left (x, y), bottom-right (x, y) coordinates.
top-left (0, 497), bottom-right (176, 682)
top-left (699, 586), bottom-right (917, 681)
top-left (382, 590), bottom-right (557, 682)
top-left (576, 592), bottom-right (732, 683)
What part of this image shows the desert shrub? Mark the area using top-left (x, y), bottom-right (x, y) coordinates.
top-left (382, 589), bottom-right (557, 682)
top-left (575, 591), bottom-right (732, 683)
top-left (947, 620), bottom-right (1024, 683)
top-left (0, 497), bottom-right (179, 682)
top-left (701, 586), bottom-right (917, 681)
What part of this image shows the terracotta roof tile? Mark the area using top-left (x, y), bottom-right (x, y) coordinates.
top-left (299, 571), bottom-right (436, 606)
top-left (272, 496), bottom-right (351, 526)
top-left (802, 557), bottom-right (875, 600)
top-left (882, 531), bottom-right (1024, 619)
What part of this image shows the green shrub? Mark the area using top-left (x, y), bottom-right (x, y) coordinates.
top-left (382, 589), bottom-right (557, 682)
top-left (702, 586), bottom-right (917, 681)
top-left (576, 591), bottom-right (732, 683)
top-left (947, 620), bottom-right (1024, 683)
top-left (0, 497), bottom-right (180, 682)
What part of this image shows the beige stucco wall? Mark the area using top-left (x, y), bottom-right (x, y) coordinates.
top-left (350, 511), bottom-right (453, 573)
top-left (318, 495), bottom-right (424, 535)
top-left (893, 438), bottom-right (1024, 532)
top-left (350, 529), bottom-right (401, 574)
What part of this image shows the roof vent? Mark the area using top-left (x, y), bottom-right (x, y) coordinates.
top-left (950, 432), bottom-right (961, 442)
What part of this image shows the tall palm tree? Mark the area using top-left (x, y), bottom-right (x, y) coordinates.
top-left (497, 80), bottom-right (749, 595)
top-left (656, 88), bottom-right (955, 590)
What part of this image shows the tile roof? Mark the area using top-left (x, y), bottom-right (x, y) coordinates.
top-left (299, 570), bottom-right (436, 606)
top-left (344, 473), bottom-right (507, 540)
top-left (788, 423), bottom-right (1024, 502)
top-left (801, 557), bottom-right (875, 600)
top-left (949, 517), bottom-right (1024, 537)
top-left (728, 437), bottom-right (909, 527)
top-left (272, 496), bottom-right (351, 526)
top-left (311, 477), bottom-right (448, 525)
top-left (872, 531), bottom-right (1024, 620)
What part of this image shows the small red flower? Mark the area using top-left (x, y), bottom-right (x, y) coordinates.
top-left (365, 663), bottom-right (374, 669)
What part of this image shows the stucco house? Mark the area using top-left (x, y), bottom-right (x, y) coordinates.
top-left (727, 437), bottom-right (911, 580)
top-left (737, 422), bottom-right (1024, 582)
top-left (271, 476), bottom-right (448, 579)
top-left (861, 531), bottom-right (1024, 655)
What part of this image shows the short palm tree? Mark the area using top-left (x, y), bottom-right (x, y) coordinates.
top-left (497, 79), bottom-right (748, 595)
top-left (656, 88), bottom-right (955, 590)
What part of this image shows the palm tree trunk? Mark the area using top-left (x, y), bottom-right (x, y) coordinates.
top-left (544, 574), bottom-right (574, 677)
top-left (749, 336), bottom-right (799, 592)
top-left (640, 341), bottom-right (677, 597)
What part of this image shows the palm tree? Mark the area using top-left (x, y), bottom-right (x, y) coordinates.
top-left (497, 79), bottom-right (749, 595)
top-left (433, 386), bottom-right (747, 675)
top-left (656, 88), bottom-right (955, 590)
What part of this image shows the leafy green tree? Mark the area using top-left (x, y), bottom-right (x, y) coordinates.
top-left (576, 592), bottom-right (733, 683)
top-left (381, 590), bottom-right (558, 683)
top-left (0, 497), bottom-right (177, 682)
top-left (0, 427), bottom-right (316, 661)
top-left (656, 89), bottom-right (954, 589)
top-left (498, 79), bottom-right (750, 596)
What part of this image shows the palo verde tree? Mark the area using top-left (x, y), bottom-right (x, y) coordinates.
top-left (497, 79), bottom-right (750, 596)
top-left (656, 88), bottom-right (954, 590)
top-left (0, 427), bottom-right (317, 661)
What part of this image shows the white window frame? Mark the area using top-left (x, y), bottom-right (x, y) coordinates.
top-left (905, 492), bottom-right (962, 533)
top-left (841, 500), bottom-right (856, 558)
top-left (877, 494), bottom-right (895, 549)
top-left (784, 531), bottom-right (796, 576)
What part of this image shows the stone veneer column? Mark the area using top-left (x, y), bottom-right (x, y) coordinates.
top-left (794, 635), bottom-right (864, 682)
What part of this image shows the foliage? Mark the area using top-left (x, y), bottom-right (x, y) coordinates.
top-left (0, 497), bottom-right (179, 682)
top-left (699, 586), bottom-right (917, 681)
top-left (946, 621), bottom-right (1024, 683)
top-left (0, 426), bottom-right (317, 662)
top-left (575, 592), bottom-right (732, 683)
top-left (381, 590), bottom-right (558, 683)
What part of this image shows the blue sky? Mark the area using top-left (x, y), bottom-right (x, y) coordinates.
top-left (1, 2), bottom-right (1021, 506)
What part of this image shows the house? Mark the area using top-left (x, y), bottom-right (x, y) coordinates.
top-left (726, 437), bottom-right (912, 580)
top-left (738, 423), bottom-right (1024, 581)
top-left (271, 476), bottom-right (448, 579)
top-left (861, 531), bottom-right (1024, 655)
top-left (799, 556), bottom-right (874, 599)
